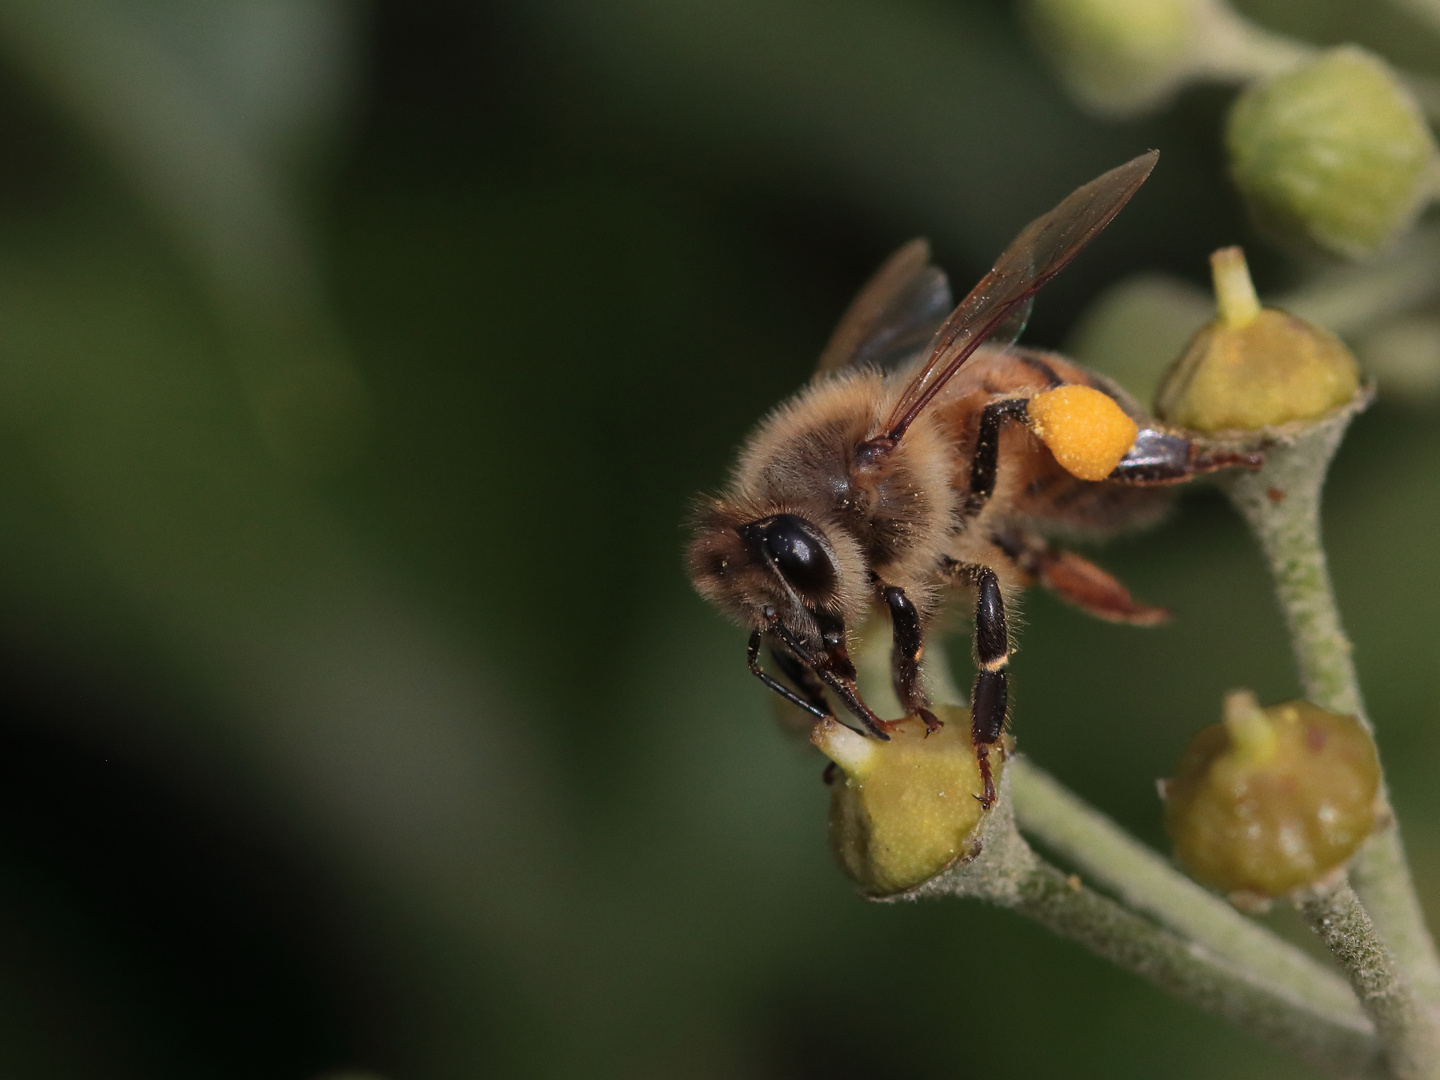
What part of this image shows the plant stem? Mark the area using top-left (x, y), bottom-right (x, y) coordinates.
top-left (1297, 877), bottom-right (1440, 1079)
top-left (1280, 227), bottom-right (1440, 341)
top-left (1219, 401), bottom-right (1440, 1012)
top-left (875, 611), bottom-right (1387, 1068)
top-left (1191, 0), bottom-right (1314, 84)
top-left (913, 782), bottom-right (1383, 1077)
top-left (1010, 756), bottom-right (1364, 1024)
top-left (1386, 0), bottom-right (1440, 40)
top-left (1220, 409), bottom-right (1364, 719)
top-left (912, 632), bottom-right (1370, 1029)
top-left (1352, 829), bottom-right (1440, 1009)
top-left (1187, 0), bottom-right (1440, 130)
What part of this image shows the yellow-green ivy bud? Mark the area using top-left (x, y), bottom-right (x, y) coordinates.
top-left (813, 706), bottom-right (993, 897)
top-left (1162, 691), bottom-right (1380, 900)
top-left (1022, 0), bottom-right (1196, 117)
top-left (1154, 246), bottom-right (1361, 431)
top-left (1227, 46), bottom-right (1440, 259)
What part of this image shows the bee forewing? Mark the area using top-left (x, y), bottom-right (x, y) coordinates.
top-left (882, 150), bottom-right (1159, 441)
top-left (985, 293), bottom-right (1034, 354)
top-left (815, 238), bottom-right (954, 377)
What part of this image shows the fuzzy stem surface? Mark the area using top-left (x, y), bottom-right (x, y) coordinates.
top-left (914, 635), bottom-right (1370, 1029)
top-left (1011, 756), bottom-right (1363, 1024)
top-left (913, 783), bottom-right (1383, 1077)
top-left (1298, 878), bottom-right (1440, 1079)
top-left (1219, 405), bottom-right (1440, 1013)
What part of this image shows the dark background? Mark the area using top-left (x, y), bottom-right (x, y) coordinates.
top-left (0, 1), bottom-right (1435, 1076)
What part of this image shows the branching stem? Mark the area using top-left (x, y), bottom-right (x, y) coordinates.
top-left (1280, 227), bottom-right (1440, 342)
top-left (1011, 756), bottom-right (1363, 1024)
top-left (910, 782), bottom-right (1383, 1078)
top-left (1219, 402), bottom-right (1440, 1017)
top-left (900, 636), bottom-right (1378, 1052)
top-left (1188, 0), bottom-right (1440, 128)
top-left (1298, 877), bottom-right (1440, 1079)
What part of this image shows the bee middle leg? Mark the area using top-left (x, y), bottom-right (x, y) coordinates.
top-left (881, 585), bottom-right (941, 733)
top-left (769, 643), bottom-right (833, 718)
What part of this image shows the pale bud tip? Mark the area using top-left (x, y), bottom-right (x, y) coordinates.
top-left (811, 717), bottom-right (875, 777)
top-left (1210, 247), bottom-right (1260, 329)
top-left (1222, 688), bottom-right (1278, 764)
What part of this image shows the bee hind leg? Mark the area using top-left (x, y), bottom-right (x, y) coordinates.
top-left (1108, 428), bottom-right (1262, 485)
top-left (993, 531), bottom-right (1170, 626)
top-left (963, 398), bottom-right (1030, 517)
top-left (970, 566), bottom-right (1010, 809)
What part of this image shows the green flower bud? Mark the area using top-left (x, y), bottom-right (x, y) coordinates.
top-left (1227, 46), bottom-right (1440, 259)
top-left (813, 706), bottom-right (994, 897)
top-left (1154, 246), bottom-right (1361, 431)
top-left (1022, 0), bottom-right (1196, 116)
top-left (1162, 691), bottom-right (1380, 901)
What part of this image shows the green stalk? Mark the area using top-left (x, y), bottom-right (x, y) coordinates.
top-left (1219, 402), bottom-right (1440, 1014)
top-left (911, 781), bottom-right (1383, 1077)
top-left (1297, 877), bottom-right (1440, 1079)
top-left (1011, 756), bottom-right (1362, 1024)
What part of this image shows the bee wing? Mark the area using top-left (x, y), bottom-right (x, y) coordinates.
top-left (882, 151), bottom-right (1158, 442)
top-left (814, 238), bottom-right (953, 377)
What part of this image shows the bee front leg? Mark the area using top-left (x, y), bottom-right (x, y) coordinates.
top-left (769, 643), bottom-right (833, 718)
top-left (881, 585), bottom-right (941, 734)
top-left (970, 567), bottom-right (1010, 809)
top-left (747, 631), bottom-right (830, 721)
top-left (760, 611), bottom-right (892, 740)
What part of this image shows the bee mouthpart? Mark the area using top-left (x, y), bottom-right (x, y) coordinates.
top-left (761, 607), bottom-right (891, 741)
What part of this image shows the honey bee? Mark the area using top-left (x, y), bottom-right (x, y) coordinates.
top-left (687, 152), bottom-right (1259, 807)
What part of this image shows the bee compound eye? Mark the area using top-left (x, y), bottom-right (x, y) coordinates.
top-left (752, 514), bottom-right (837, 603)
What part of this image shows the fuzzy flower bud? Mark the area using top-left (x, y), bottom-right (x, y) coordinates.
top-left (1154, 246), bottom-right (1361, 431)
top-left (1162, 690), bottom-right (1380, 901)
top-left (1227, 46), bottom-right (1439, 259)
top-left (1021, 0), bottom-right (1196, 116)
top-left (813, 706), bottom-right (993, 897)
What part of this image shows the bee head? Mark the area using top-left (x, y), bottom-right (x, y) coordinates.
top-left (687, 501), bottom-right (863, 645)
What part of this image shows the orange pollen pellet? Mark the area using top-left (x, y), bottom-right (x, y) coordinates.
top-left (1028, 385), bottom-right (1139, 482)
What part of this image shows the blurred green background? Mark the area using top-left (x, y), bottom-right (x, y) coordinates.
top-left (0, 1), bottom-right (1435, 1077)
